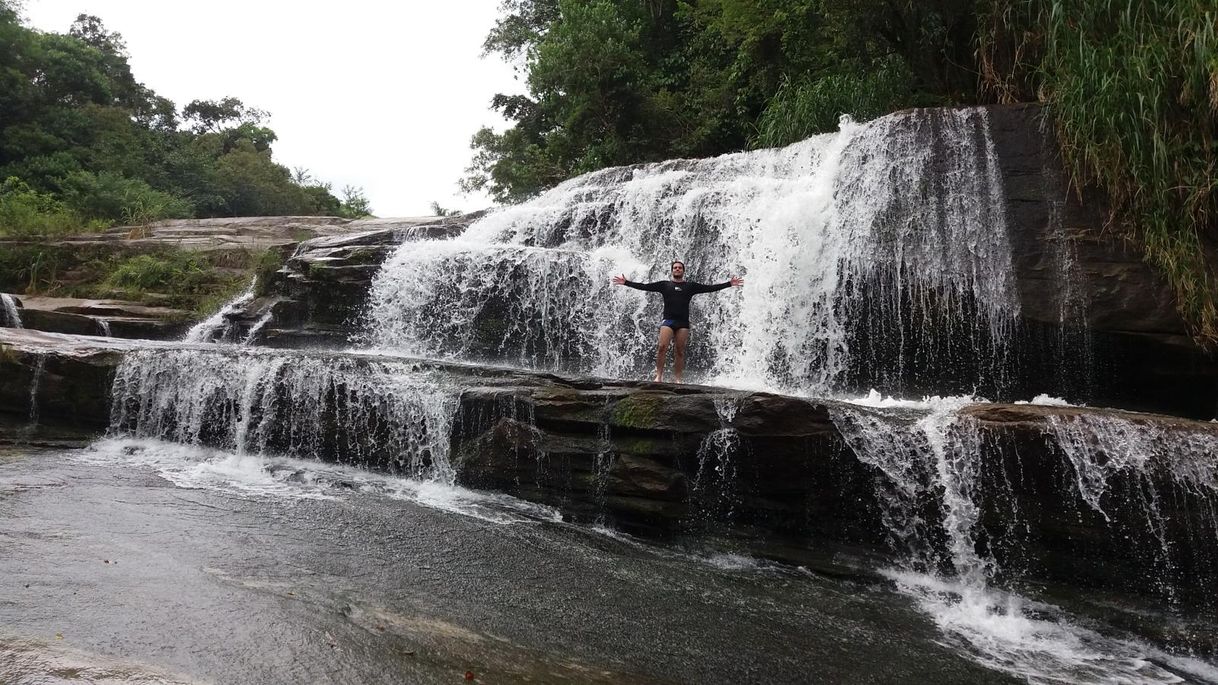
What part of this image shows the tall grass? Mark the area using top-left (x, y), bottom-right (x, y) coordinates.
top-left (752, 59), bottom-right (917, 148)
top-left (983, 0), bottom-right (1218, 341)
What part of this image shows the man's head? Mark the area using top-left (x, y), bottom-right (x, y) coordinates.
top-left (671, 260), bottom-right (685, 279)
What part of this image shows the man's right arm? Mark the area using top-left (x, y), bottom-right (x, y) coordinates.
top-left (623, 280), bottom-right (666, 292)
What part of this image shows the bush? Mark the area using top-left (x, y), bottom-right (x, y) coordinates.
top-left (103, 252), bottom-right (208, 293)
top-left (253, 247), bottom-right (287, 296)
top-left (753, 59), bottom-right (918, 148)
top-left (0, 176), bottom-right (81, 237)
top-left (59, 170), bottom-right (193, 224)
top-left (981, 0), bottom-right (1218, 341)
top-left (0, 246), bottom-right (65, 292)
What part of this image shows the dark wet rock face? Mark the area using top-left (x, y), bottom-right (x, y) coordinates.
top-left (962, 403), bottom-right (1218, 607)
top-left (987, 104), bottom-right (1217, 416)
top-left (0, 334), bottom-right (119, 432)
top-left (451, 385), bottom-right (881, 544)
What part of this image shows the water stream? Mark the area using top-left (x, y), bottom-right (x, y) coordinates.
top-left (1, 293), bottom-right (22, 328)
top-left (110, 348), bottom-right (459, 480)
top-left (830, 395), bottom-right (1218, 682)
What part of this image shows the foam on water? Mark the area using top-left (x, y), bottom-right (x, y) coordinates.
top-left (83, 437), bottom-right (562, 525)
top-left (888, 570), bottom-right (1196, 684)
top-left (366, 108), bottom-right (1019, 395)
top-left (1015, 394), bottom-right (1074, 406)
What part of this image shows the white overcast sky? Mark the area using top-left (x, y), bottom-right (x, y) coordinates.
top-left (21, 0), bottom-right (524, 217)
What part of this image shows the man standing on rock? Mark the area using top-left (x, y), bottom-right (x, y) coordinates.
top-left (612, 261), bottom-right (743, 383)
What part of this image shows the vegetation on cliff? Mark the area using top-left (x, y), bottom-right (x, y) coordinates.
top-left (0, 3), bottom-right (372, 237)
top-left (981, 0), bottom-right (1218, 340)
top-left (468, 0), bottom-right (1218, 340)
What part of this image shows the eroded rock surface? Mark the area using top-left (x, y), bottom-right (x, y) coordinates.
top-left (5, 296), bottom-right (193, 340)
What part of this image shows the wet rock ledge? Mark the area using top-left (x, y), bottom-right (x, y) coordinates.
top-left (1, 328), bottom-right (1216, 617)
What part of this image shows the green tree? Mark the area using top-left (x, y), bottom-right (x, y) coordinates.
top-left (339, 185), bottom-right (373, 218)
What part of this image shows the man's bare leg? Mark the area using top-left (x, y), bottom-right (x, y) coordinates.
top-left (654, 326), bottom-right (675, 382)
top-left (673, 328), bottom-right (690, 383)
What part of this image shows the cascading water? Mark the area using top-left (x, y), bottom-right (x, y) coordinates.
top-left (830, 397), bottom-right (1218, 682)
top-left (1, 293), bottom-right (23, 329)
top-left (691, 397), bottom-right (743, 525)
top-left (1045, 413), bottom-right (1218, 602)
top-left (24, 353), bottom-right (45, 430)
top-left (183, 281), bottom-right (254, 343)
top-left (241, 310), bottom-right (274, 344)
top-left (366, 108), bottom-right (1019, 397)
top-left (109, 348), bottom-right (460, 480)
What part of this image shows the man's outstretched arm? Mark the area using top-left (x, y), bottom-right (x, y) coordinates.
top-left (691, 276), bottom-right (745, 293)
top-left (612, 274), bottom-right (666, 292)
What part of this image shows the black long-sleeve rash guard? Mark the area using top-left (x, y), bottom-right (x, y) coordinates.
top-left (623, 279), bottom-right (732, 322)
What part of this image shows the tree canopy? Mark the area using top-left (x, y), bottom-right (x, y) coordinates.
top-left (0, 3), bottom-right (371, 233)
top-left (463, 0), bottom-right (978, 202)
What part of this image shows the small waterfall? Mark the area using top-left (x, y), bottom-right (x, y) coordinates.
top-left (1, 294), bottom-right (23, 329)
top-left (1046, 413), bottom-right (1218, 602)
top-left (691, 398), bottom-right (743, 524)
top-left (366, 108), bottom-right (1019, 396)
top-left (96, 319), bottom-right (112, 337)
top-left (109, 348), bottom-right (460, 480)
top-left (592, 419), bottom-right (615, 523)
top-left (25, 353), bottom-right (46, 429)
top-left (241, 310), bottom-right (274, 345)
top-left (830, 396), bottom-right (984, 577)
top-left (183, 281), bottom-right (254, 343)
top-left (830, 398), bottom-right (1218, 681)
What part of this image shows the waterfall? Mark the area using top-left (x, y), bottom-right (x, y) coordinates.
top-left (183, 281), bottom-right (254, 343)
top-left (241, 310), bottom-right (274, 345)
top-left (97, 319), bottom-right (112, 337)
top-left (691, 397), bottom-right (744, 524)
top-left (1, 294), bottom-right (22, 329)
top-left (108, 348), bottom-right (460, 480)
top-left (366, 108), bottom-right (1018, 396)
top-left (830, 396), bottom-right (985, 577)
top-left (1046, 412), bottom-right (1218, 601)
top-left (830, 398), bottom-right (1218, 681)
top-left (26, 353), bottom-right (45, 428)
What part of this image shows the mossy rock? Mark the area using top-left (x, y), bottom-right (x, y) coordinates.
top-left (610, 393), bottom-right (667, 430)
